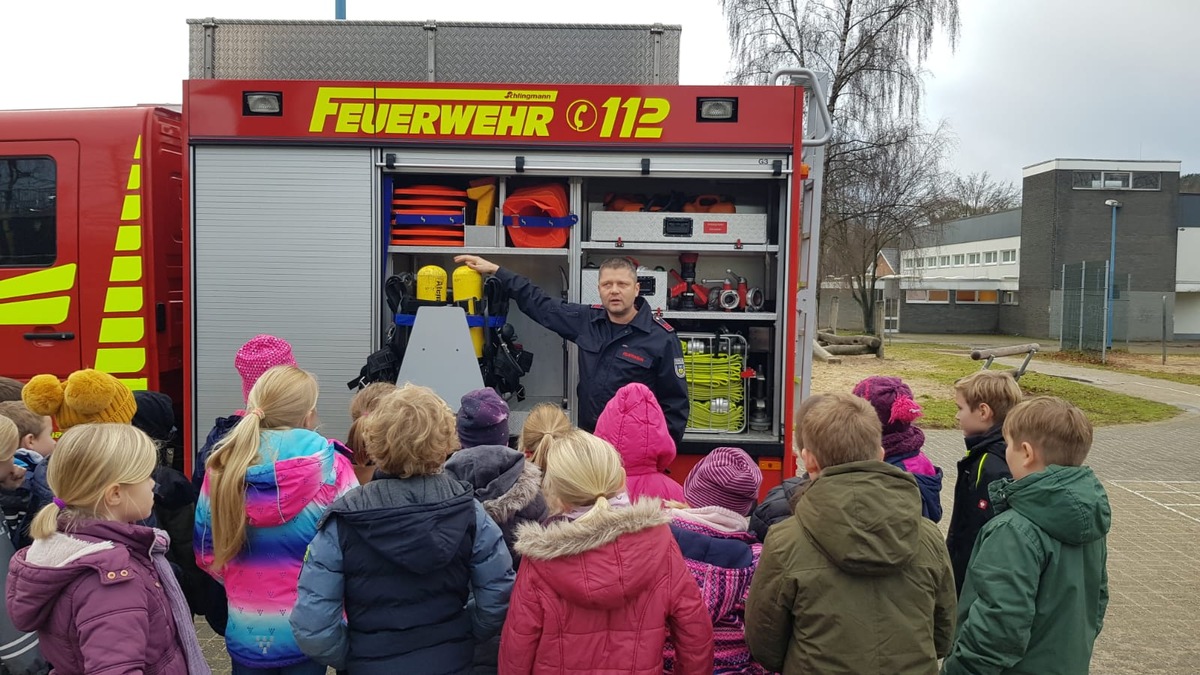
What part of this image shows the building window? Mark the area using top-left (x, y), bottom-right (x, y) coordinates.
top-left (939, 255), bottom-right (950, 267)
top-left (983, 251), bottom-right (998, 265)
top-left (1002, 291), bottom-right (1019, 305)
top-left (1132, 172), bottom-right (1161, 190)
top-left (1072, 170), bottom-right (1161, 191)
top-left (952, 254), bottom-right (965, 267)
top-left (967, 252), bottom-right (981, 266)
top-left (1001, 249), bottom-right (1017, 263)
top-left (1072, 171), bottom-right (1101, 189)
top-left (955, 290), bottom-right (999, 304)
top-left (906, 289), bottom-right (949, 304)
top-left (0, 156), bottom-right (57, 268)
top-left (914, 257), bottom-right (925, 268)
top-left (925, 256), bottom-right (937, 268)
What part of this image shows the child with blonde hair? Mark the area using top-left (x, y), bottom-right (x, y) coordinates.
top-left (943, 397), bottom-right (1109, 675)
top-left (194, 365), bottom-right (356, 674)
top-left (947, 369), bottom-right (1024, 595)
top-left (6, 423), bottom-right (210, 674)
top-left (0, 415), bottom-right (32, 550)
top-left (499, 429), bottom-right (713, 674)
top-left (345, 381), bottom-right (396, 484)
top-left (291, 384), bottom-right (514, 673)
top-left (518, 402), bottom-right (572, 473)
top-left (0, 417), bottom-right (23, 490)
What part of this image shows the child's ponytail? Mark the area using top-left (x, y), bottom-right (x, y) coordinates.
top-left (520, 403), bottom-right (572, 474)
top-left (541, 429), bottom-right (625, 518)
top-left (207, 365), bottom-right (318, 570)
top-left (29, 424), bottom-right (157, 539)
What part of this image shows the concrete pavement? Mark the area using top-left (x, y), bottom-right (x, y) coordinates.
top-left (924, 413), bottom-right (1200, 675)
top-left (994, 355), bottom-right (1200, 413)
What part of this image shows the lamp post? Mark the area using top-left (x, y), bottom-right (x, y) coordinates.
top-left (1104, 199), bottom-right (1122, 348)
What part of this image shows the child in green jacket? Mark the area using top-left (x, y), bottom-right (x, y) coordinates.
top-left (943, 396), bottom-right (1110, 675)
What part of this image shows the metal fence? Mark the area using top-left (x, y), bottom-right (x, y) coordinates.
top-left (1060, 261), bottom-right (1131, 359)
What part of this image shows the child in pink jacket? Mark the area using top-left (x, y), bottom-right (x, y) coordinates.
top-left (593, 382), bottom-right (685, 502)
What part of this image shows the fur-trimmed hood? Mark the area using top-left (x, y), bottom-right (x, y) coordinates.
top-left (483, 462), bottom-right (543, 524)
top-left (444, 445), bottom-right (545, 526)
top-left (513, 499), bottom-right (672, 609)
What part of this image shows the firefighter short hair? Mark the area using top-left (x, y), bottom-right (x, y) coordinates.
top-left (0, 401), bottom-right (48, 442)
top-left (364, 384), bottom-right (457, 478)
top-left (954, 370), bottom-right (1024, 424)
top-left (794, 392), bottom-right (882, 469)
top-left (597, 257), bottom-right (638, 279)
top-left (0, 377), bottom-right (22, 403)
top-left (1004, 396), bottom-right (1093, 467)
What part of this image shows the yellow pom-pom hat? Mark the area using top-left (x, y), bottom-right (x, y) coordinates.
top-left (21, 369), bottom-right (137, 430)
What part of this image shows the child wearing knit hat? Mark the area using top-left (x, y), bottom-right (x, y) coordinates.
top-left (852, 376), bottom-right (944, 522)
top-left (21, 369), bottom-right (137, 430)
top-left (18, 369), bottom-right (141, 538)
top-left (455, 388), bottom-right (511, 449)
top-left (665, 447), bottom-right (768, 674)
top-left (191, 334), bottom-right (299, 639)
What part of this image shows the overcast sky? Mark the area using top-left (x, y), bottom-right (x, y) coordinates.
top-left (3, 0), bottom-right (1196, 184)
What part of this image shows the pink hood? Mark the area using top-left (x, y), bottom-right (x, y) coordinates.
top-left (594, 383), bottom-right (684, 502)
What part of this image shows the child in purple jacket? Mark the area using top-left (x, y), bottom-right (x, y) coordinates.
top-left (6, 423), bottom-right (209, 675)
top-left (853, 376), bottom-right (944, 522)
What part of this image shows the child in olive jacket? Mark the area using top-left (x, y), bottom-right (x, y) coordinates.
top-left (745, 393), bottom-right (955, 675)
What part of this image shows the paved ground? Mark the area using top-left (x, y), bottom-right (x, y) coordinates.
top-left (923, 414), bottom-right (1200, 675)
top-left (196, 354), bottom-right (1200, 673)
top-left (994, 355), bottom-right (1200, 413)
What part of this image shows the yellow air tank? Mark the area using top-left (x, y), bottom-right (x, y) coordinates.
top-left (453, 264), bottom-right (485, 357)
top-left (416, 264), bottom-right (448, 303)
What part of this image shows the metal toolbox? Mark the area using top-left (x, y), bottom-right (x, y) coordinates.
top-left (580, 267), bottom-right (669, 312)
top-left (590, 211), bottom-right (769, 245)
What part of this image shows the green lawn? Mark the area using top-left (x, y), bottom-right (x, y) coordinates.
top-left (880, 343), bottom-right (1180, 429)
top-left (1047, 350), bottom-right (1200, 387)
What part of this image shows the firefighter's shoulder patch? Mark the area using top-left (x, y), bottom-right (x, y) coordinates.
top-left (674, 357), bottom-right (686, 379)
top-left (653, 315), bottom-right (675, 332)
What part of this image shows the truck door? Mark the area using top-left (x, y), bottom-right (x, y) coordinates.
top-left (0, 141), bottom-right (81, 380)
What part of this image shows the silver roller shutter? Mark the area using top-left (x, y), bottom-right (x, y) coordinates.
top-left (191, 146), bottom-right (376, 450)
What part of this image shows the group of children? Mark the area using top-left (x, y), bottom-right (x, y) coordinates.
top-left (0, 334), bottom-right (1110, 675)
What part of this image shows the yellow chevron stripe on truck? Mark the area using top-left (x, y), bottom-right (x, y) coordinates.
top-left (0, 264), bottom-right (77, 325)
top-left (93, 136), bottom-right (148, 391)
top-left (0, 264), bottom-right (76, 300)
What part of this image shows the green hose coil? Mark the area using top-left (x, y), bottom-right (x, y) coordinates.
top-left (680, 344), bottom-right (747, 431)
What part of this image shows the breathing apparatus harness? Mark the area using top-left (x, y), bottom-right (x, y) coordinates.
top-left (348, 272), bottom-right (533, 398)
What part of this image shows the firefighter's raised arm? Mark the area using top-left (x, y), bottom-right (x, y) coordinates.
top-left (455, 255), bottom-right (500, 276)
top-left (453, 255), bottom-right (586, 342)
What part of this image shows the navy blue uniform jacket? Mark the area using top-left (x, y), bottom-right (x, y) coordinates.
top-left (494, 267), bottom-right (689, 444)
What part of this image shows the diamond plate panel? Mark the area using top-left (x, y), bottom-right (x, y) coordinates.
top-left (187, 20), bottom-right (680, 84)
top-left (435, 23), bottom-right (680, 84)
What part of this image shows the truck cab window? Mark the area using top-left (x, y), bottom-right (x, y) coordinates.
top-left (0, 157), bottom-right (56, 267)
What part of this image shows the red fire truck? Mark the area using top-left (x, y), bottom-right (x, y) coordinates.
top-left (0, 106), bottom-right (185, 402)
top-left (1, 20), bottom-right (829, 489)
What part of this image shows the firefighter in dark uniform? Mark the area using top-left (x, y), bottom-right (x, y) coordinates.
top-left (455, 254), bottom-right (690, 444)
